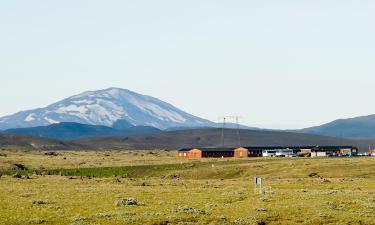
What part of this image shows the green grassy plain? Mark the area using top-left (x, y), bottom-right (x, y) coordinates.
top-left (0, 149), bottom-right (374, 225)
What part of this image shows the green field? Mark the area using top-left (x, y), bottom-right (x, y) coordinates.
top-left (0, 149), bottom-right (374, 225)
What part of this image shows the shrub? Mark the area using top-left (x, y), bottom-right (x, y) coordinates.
top-left (93, 212), bottom-right (114, 218)
top-left (308, 172), bottom-right (320, 178)
top-left (255, 208), bottom-right (267, 212)
top-left (13, 172), bottom-right (22, 179)
top-left (116, 198), bottom-right (140, 206)
top-left (32, 200), bottom-right (50, 205)
top-left (44, 152), bottom-right (58, 156)
top-left (153, 220), bottom-right (169, 225)
top-left (71, 216), bottom-right (87, 222)
top-left (28, 219), bottom-right (47, 224)
top-left (233, 218), bottom-right (247, 225)
top-left (176, 206), bottom-right (207, 215)
top-left (13, 163), bottom-right (28, 171)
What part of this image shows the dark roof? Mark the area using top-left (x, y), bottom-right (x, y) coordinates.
top-left (179, 147), bottom-right (235, 152)
top-left (179, 146), bottom-right (358, 152)
top-left (244, 146), bottom-right (357, 150)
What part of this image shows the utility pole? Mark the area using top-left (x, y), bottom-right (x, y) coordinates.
top-left (221, 117), bottom-right (226, 147)
top-left (236, 116), bottom-right (242, 147)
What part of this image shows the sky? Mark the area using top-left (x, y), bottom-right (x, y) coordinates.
top-left (0, 0), bottom-right (374, 129)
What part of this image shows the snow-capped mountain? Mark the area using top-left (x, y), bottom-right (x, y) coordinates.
top-left (0, 88), bottom-right (215, 130)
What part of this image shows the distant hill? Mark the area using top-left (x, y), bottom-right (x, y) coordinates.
top-left (0, 133), bottom-right (83, 150)
top-left (2, 128), bottom-right (373, 152)
top-left (74, 128), bottom-right (374, 152)
top-left (166, 123), bottom-right (261, 131)
top-left (5, 122), bottom-right (161, 140)
top-left (0, 87), bottom-right (215, 130)
top-left (298, 115), bottom-right (375, 139)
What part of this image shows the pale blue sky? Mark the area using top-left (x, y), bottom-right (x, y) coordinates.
top-left (1, 1), bottom-right (374, 129)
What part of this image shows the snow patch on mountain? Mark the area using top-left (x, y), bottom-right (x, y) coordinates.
top-left (127, 97), bottom-right (186, 123)
top-left (24, 113), bottom-right (36, 122)
top-left (56, 105), bottom-right (88, 114)
top-left (72, 99), bottom-right (95, 105)
top-left (0, 88), bottom-right (215, 130)
top-left (45, 117), bottom-right (59, 124)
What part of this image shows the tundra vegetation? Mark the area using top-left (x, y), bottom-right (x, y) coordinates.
top-left (0, 148), bottom-right (374, 225)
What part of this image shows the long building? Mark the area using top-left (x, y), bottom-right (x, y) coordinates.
top-left (177, 147), bottom-right (249, 159)
top-left (177, 146), bottom-right (358, 159)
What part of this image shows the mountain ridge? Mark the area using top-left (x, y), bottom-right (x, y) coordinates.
top-left (0, 88), bottom-right (215, 130)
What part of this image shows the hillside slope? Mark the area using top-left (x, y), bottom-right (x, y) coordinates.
top-left (0, 133), bottom-right (83, 150)
top-left (298, 115), bottom-right (375, 139)
top-left (5, 122), bottom-right (161, 140)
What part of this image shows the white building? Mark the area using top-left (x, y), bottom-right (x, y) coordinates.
top-left (262, 149), bottom-right (294, 157)
top-left (311, 151), bottom-right (327, 158)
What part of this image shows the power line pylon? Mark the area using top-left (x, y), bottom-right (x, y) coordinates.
top-left (218, 116), bottom-right (243, 147)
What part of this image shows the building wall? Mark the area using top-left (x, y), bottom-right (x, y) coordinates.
top-left (177, 149), bottom-right (202, 159)
top-left (202, 151), bottom-right (234, 158)
top-left (340, 148), bottom-right (352, 154)
top-left (300, 149), bottom-right (312, 154)
top-left (311, 151), bottom-right (326, 158)
top-left (177, 151), bottom-right (189, 159)
top-left (263, 151), bottom-right (276, 157)
top-left (248, 150), bottom-right (262, 157)
top-left (234, 147), bottom-right (249, 158)
top-left (188, 149), bottom-right (202, 159)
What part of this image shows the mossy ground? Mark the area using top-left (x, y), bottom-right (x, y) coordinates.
top-left (0, 149), bottom-right (374, 225)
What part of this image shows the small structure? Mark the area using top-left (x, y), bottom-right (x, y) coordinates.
top-left (298, 149), bottom-right (312, 157)
top-left (340, 148), bottom-right (354, 156)
top-left (254, 177), bottom-right (263, 194)
top-left (311, 151), bottom-right (327, 158)
top-left (234, 147), bottom-right (249, 158)
top-left (262, 150), bottom-right (277, 157)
